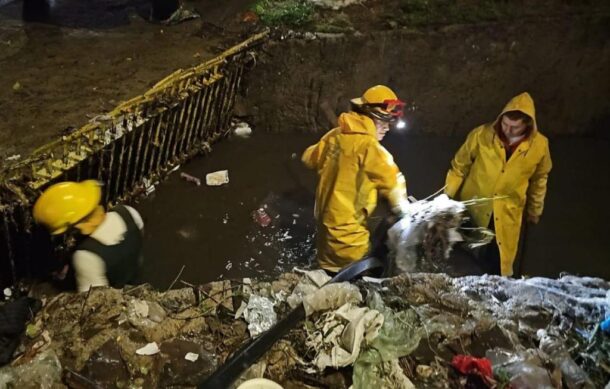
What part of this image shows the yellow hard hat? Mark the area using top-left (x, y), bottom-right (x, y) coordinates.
top-left (351, 85), bottom-right (405, 122)
top-left (33, 180), bottom-right (102, 235)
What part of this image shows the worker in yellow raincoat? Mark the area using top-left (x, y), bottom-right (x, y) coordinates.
top-left (445, 92), bottom-right (552, 276)
top-left (302, 85), bottom-right (409, 273)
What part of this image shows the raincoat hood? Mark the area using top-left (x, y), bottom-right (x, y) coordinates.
top-left (445, 91), bottom-right (552, 276)
top-left (302, 112), bottom-right (407, 272)
top-left (338, 112), bottom-right (377, 137)
top-left (494, 92), bottom-right (538, 133)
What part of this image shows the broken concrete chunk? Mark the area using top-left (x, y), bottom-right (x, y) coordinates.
top-left (147, 301), bottom-right (167, 323)
top-left (130, 299), bottom-right (149, 318)
top-left (136, 342), bottom-right (160, 356)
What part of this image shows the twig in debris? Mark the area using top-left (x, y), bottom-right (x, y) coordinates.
top-left (79, 287), bottom-right (93, 324)
top-left (180, 280), bottom-right (244, 313)
top-left (64, 368), bottom-right (104, 389)
top-left (209, 284), bottom-right (243, 298)
top-left (419, 319), bottom-right (441, 359)
top-left (41, 292), bottom-right (64, 315)
top-left (123, 283), bottom-right (149, 295)
top-left (167, 265), bottom-right (186, 291)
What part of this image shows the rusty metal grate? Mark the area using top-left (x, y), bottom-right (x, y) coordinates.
top-left (0, 31), bottom-right (268, 287)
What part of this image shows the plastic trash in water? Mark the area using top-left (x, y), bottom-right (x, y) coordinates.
top-left (180, 172), bottom-right (201, 186)
top-left (252, 208), bottom-right (271, 227)
top-left (185, 352), bottom-right (199, 362)
top-left (233, 121), bottom-right (253, 138)
top-left (206, 170), bottom-right (229, 186)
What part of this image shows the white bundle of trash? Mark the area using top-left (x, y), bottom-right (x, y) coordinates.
top-left (387, 194), bottom-right (493, 273)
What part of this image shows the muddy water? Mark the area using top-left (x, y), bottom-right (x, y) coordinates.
top-left (136, 132), bottom-right (320, 288)
top-left (137, 130), bottom-right (610, 288)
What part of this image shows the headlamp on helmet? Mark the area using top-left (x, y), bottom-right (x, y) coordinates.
top-left (352, 98), bottom-right (406, 123)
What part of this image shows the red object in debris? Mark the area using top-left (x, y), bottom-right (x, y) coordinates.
top-left (241, 10), bottom-right (259, 23)
top-left (451, 355), bottom-right (493, 379)
top-left (252, 208), bottom-right (272, 227)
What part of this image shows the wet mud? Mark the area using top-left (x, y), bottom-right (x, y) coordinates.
top-left (241, 13), bottom-right (610, 138)
top-left (0, 0), bottom-right (255, 158)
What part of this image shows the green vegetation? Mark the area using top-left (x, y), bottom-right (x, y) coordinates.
top-left (252, 0), bottom-right (315, 27)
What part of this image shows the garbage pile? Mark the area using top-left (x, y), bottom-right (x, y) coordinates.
top-left (388, 194), bottom-right (494, 273)
top-left (0, 271), bottom-right (608, 388)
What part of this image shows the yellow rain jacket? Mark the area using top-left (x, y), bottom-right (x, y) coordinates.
top-left (445, 92), bottom-right (552, 276)
top-left (303, 112), bottom-right (407, 272)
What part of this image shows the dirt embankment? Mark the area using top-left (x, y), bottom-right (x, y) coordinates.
top-left (0, 0), bottom-right (256, 159)
top-left (240, 14), bottom-right (610, 137)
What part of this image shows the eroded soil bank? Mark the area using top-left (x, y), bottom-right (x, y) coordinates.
top-left (240, 14), bottom-right (610, 137)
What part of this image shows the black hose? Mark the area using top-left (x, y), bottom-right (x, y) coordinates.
top-left (198, 256), bottom-right (384, 388)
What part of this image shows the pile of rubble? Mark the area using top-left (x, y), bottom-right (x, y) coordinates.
top-left (0, 271), bottom-right (608, 388)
